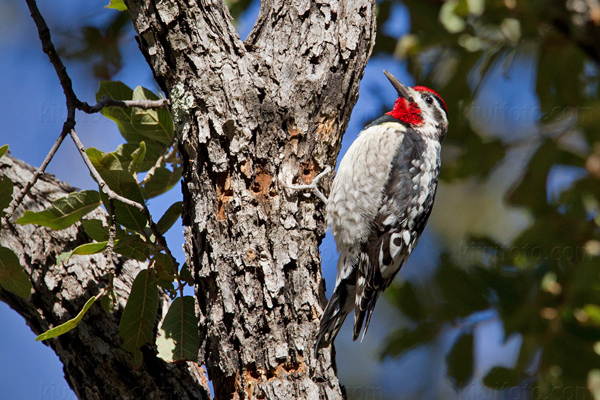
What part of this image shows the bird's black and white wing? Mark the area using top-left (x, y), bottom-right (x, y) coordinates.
top-left (353, 129), bottom-right (440, 340)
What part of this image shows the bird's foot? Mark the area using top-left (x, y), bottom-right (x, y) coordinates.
top-left (284, 165), bottom-right (332, 204)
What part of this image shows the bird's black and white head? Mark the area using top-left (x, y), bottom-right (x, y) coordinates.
top-left (383, 70), bottom-right (448, 141)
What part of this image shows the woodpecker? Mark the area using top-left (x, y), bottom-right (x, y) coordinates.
top-left (315, 70), bottom-right (448, 350)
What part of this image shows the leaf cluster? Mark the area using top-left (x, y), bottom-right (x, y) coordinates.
top-left (0, 81), bottom-right (195, 367)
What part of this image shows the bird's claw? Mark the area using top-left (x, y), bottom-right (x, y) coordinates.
top-left (284, 165), bottom-right (332, 204)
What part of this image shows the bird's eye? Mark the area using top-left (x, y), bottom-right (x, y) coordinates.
top-left (424, 95), bottom-right (433, 105)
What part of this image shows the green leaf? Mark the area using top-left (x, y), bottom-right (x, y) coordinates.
top-left (157, 201), bottom-right (183, 234)
top-left (115, 142), bottom-right (165, 172)
top-left (129, 141), bottom-right (146, 175)
top-left (381, 322), bottom-right (438, 358)
top-left (59, 240), bottom-right (112, 263)
top-left (113, 235), bottom-right (152, 261)
top-left (154, 253), bottom-right (176, 294)
top-left (157, 296), bottom-right (200, 362)
top-left (0, 176), bottom-right (14, 218)
top-left (483, 367), bottom-right (522, 389)
top-left (86, 148), bottom-right (123, 172)
top-left (0, 144), bottom-right (8, 159)
top-left (36, 296), bottom-right (97, 341)
top-left (446, 332), bottom-right (474, 389)
top-left (16, 190), bottom-right (101, 230)
top-left (142, 166), bottom-right (182, 199)
top-left (0, 246), bottom-right (32, 298)
top-left (70, 241), bottom-right (109, 258)
top-left (131, 348), bottom-right (143, 368)
top-left (101, 288), bottom-right (117, 313)
top-left (82, 219), bottom-right (108, 242)
top-left (99, 170), bottom-right (147, 231)
top-left (55, 252), bottom-right (70, 266)
top-left (132, 86), bottom-right (174, 143)
top-left (118, 269), bottom-right (159, 357)
top-left (96, 82), bottom-right (172, 146)
top-left (105, 0), bottom-right (127, 11)
top-left (154, 253), bottom-right (175, 275)
top-left (435, 259), bottom-right (489, 319)
top-left (179, 263), bottom-right (193, 285)
top-left (386, 281), bottom-right (423, 321)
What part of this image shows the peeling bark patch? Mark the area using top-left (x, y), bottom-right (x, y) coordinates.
top-left (300, 160), bottom-right (318, 184)
top-left (216, 171), bottom-right (233, 221)
top-left (315, 117), bottom-right (336, 140)
top-left (241, 159), bottom-right (253, 179)
top-left (223, 119), bottom-right (236, 140)
top-left (288, 125), bottom-right (300, 138)
top-left (246, 249), bottom-right (257, 261)
top-left (240, 361), bottom-right (309, 397)
top-left (251, 168), bottom-right (272, 200)
top-left (287, 120), bottom-right (300, 154)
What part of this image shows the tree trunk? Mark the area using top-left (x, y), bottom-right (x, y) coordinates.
top-left (125, 0), bottom-right (376, 398)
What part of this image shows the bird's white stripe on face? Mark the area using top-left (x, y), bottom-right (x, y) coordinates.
top-left (410, 87), bottom-right (449, 137)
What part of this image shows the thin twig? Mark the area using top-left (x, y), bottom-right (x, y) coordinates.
top-left (24, 0), bottom-right (180, 283)
top-left (68, 129), bottom-right (178, 269)
top-left (79, 95), bottom-right (170, 114)
top-left (6, 0), bottom-right (82, 225)
top-left (25, 0), bottom-right (80, 110)
top-left (1, 128), bottom-right (70, 226)
top-left (69, 129), bottom-right (146, 212)
top-left (106, 199), bottom-right (117, 266)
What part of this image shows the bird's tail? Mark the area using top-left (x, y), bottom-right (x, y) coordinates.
top-left (353, 285), bottom-right (379, 342)
top-left (314, 271), bottom-right (356, 351)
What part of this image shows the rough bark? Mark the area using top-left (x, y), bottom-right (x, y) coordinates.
top-left (0, 154), bottom-right (211, 400)
top-left (124, 0), bottom-right (376, 398)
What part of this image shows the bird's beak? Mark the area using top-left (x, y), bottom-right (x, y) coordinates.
top-left (383, 70), bottom-right (410, 99)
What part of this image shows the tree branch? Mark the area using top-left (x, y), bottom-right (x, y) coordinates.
top-left (0, 155), bottom-right (211, 400)
top-left (14, 0), bottom-right (170, 230)
top-left (68, 128), bottom-right (179, 269)
top-left (1, 129), bottom-right (68, 226)
top-left (25, 0), bottom-right (80, 110)
top-left (79, 95), bottom-right (171, 113)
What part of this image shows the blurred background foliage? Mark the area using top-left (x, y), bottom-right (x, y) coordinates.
top-left (372, 0), bottom-right (600, 399)
top-left (4, 0), bottom-right (600, 399)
